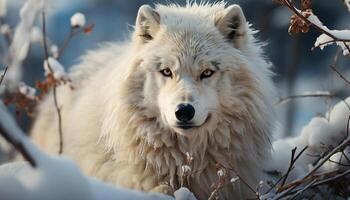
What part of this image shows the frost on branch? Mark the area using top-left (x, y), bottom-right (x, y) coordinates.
top-left (18, 82), bottom-right (36, 100)
top-left (44, 57), bottom-right (66, 79)
top-left (70, 12), bottom-right (86, 28)
top-left (297, 7), bottom-right (350, 56)
top-left (6, 0), bottom-right (46, 90)
top-left (315, 30), bottom-right (350, 55)
top-left (50, 45), bottom-right (59, 59)
top-left (280, 0), bottom-right (350, 56)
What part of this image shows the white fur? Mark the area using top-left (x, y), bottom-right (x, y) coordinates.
top-left (31, 2), bottom-right (276, 200)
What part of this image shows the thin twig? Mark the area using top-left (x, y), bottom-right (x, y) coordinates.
top-left (279, 146), bottom-right (308, 189)
top-left (42, 12), bottom-right (64, 154)
top-left (289, 179), bottom-right (318, 200)
top-left (208, 179), bottom-right (225, 200)
top-left (280, 137), bottom-right (350, 194)
top-left (0, 66), bottom-right (8, 85)
top-left (275, 93), bottom-right (350, 110)
top-left (57, 23), bottom-right (94, 59)
top-left (327, 159), bottom-right (350, 167)
top-left (222, 164), bottom-right (257, 195)
top-left (0, 123), bottom-right (37, 167)
top-left (330, 48), bottom-right (350, 86)
top-left (0, 72), bottom-right (36, 167)
top-left (342, 151), bottom-right (350, 164)
top-left (275, 93), bottom-right (333, 105)
top-left (311, 168), bottom-right (350, 187)
top-left (273, 170), bottom-right (339, 199)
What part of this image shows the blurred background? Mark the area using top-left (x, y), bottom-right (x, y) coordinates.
top-left (1, 0), bottom-right (350, 140)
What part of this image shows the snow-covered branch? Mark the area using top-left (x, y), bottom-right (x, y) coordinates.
top-left (5, 0), bottom-right (46, 91)
top-left (276, 0), bottom-right (350, 56)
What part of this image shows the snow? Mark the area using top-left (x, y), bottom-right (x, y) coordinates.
top-left (174, 188), bottom-right (197, 200)
top-left (181, 165), bottom-right (191, 174)
top-left (18, 82), bottom-right (36, 99)
top-left (0, 24), bottom-right (10, 34)
top-left (50, 45), bottom-right (59, 58)
top-left (6, 0), bottom-right (47, 90)
top-left (302, 90), bottom-right (331, 96)
top-left (292, 7), bottom-right (350, 55)
top-left (305, 117), bottom-right (337, 150)
top-left (70, 12), bottom-right (86, 27)
top-left (230, 177), bottom-right (239, 183)
top-left (44, 57), bottom-right (66, 79)
top-left (0, 0), bottom-right (6, 17)
top-left (328, 97), bottom-right (350, 134)
top-left (217, 169), bottom-right (224, 177)
top-left (30, 26), bottom-right (43, 43)
top-left (315, 31), bottom-right (350, 55)
top-left (345, 0), bottom-right (350, 11)
top-left (306, 12), bottom-right (324, 30)
top-left (306, 11), bottom-right (350, 55)
top-left (267, 97), bottom-right (350, 178)
top-left (0, 101), bottom-right (194, 200)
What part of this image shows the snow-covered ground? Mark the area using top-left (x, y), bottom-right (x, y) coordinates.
top-left (0, 101), bottom-right (196, 200)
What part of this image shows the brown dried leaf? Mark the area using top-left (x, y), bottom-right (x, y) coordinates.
top-left (288, 9), bottom-right (312, 35)
top-left (301, 0), bottom-right (312, 11)
top-left (36, 73), bottom-right (72, 100)
top-left (83, 23), bottom-right (95, 35)
top-left (2, 91), bottom-right (37, 117)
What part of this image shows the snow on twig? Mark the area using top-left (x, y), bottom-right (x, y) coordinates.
top-left (277, 0), bottom-right (350, 56)
top-left (6, 0), bottom-right (46, 90)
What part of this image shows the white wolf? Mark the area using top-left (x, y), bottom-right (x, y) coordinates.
top-left (31, 2), bottom-right (275, 199)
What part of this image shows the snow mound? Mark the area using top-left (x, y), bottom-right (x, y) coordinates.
top-left (70, 12), bottom-right (86, 27)
top-left (44, 57), bottom-right (66, 79)
top-left (267, 97), bottom-right (350, 177)
top-left (0, 101), bottom-right (196, 200)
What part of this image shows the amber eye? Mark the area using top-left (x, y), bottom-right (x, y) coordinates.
top-left (159, 68), bottom-right (173, 78)
top-left (200, 69), bottom-right (215, 80)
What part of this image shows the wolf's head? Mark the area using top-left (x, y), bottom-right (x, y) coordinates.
top-left (99, 3), bottom-right (275, 195)
top-left (126, 2), bottom-right (275, 137)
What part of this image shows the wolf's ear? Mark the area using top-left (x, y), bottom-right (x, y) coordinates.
top-left (215, 5), bottom-right (248, 49)
top-left (135, 5), bottom-right (160, 43)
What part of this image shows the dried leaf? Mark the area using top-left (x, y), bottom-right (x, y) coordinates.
top-left (301, 0), bottom-right (312, 11)
top-left (83, 23), bottom-right (95, 35)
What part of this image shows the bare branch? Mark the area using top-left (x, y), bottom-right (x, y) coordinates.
top-left (311, 168), bottom-right (350, 187)
top-left (41, 11), bottom-right (64, 154)
top-left (0, 125), bottom-right (37, 168)
top-left (0, 66), bottom-right (8, 85)
top-left (279, 146), bottom-right (308, 189)
top-left (275, 93), bottom-right (333, 105)
top-left (56, 23), bottom-right (94, 59)
top-left (330, 48), bottom-right (350, 86)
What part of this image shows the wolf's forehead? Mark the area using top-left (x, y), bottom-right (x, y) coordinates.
top-left (164, 29), bottom-right (220, 58)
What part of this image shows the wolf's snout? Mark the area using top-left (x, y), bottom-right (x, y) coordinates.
top-left (175, 103), bottom-right (195, 122)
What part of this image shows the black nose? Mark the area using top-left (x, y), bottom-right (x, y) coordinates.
top-left (175, 104), bottom-right (195, 122)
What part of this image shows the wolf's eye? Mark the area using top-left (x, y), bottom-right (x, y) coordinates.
top-left (200, 69), bottom-right (215, 80)
top-left (159, 68), bottom-right (173, 78)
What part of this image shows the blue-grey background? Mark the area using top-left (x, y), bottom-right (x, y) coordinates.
top-left (1, 0), bottom-right (350, 138)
